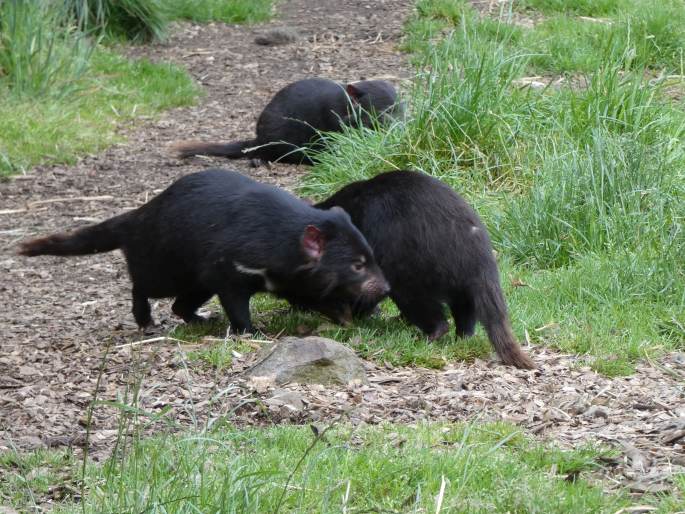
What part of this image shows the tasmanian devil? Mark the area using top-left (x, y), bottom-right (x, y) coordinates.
top-left (18, 168), bottom-right (390, 333)
top-left (309, 170), bottom-right (535, 369)
top-left (171, 77), bottom-right (402, 165)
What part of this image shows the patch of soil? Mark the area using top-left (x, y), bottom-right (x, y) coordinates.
top-left (0, 0), bottom-right (683, 501)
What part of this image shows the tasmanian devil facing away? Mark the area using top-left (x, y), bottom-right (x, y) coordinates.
top-left (18, 169), bottom-right (390, 333)
top-left (171, 77), bottom-right (402, 165)
top-left (311, 170), bottom-right (535, 369)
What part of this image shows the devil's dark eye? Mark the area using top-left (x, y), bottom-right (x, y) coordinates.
top-left (351, 260), bottom-right (365, 273)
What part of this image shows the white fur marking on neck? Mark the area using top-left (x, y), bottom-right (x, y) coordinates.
top-left (234, 261), bottom-right (276, 291)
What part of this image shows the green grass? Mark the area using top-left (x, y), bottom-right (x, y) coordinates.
top-left (403, 0), bottom-right (685, 73)
top-left (294, 0), bottom-right (685, 375)
top-left (169, 317), bottom-right (259, 370)
top-left (5, 422), bottom-right (681, 513)
top-left (0, 49), bottom-right (200, 175)
top-left (517, 0), bottom-right (620, 16)
top-left (526, 8), bottom-right (685, 74)
top-left (167, 0), bottom-right (274, 24)
top-left (0, 1), bottom-right (94, 97)
top-left (497, 254), bottom-right (685, 375)
top-left (70, 0), bottom-right (169, 42)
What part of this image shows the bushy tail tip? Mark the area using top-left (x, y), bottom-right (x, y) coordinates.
top-left (169, 141), bottom-right (204, 158)
top-left (18, 234), bottom-right (72, 256)
top-left (169, 140), bottom-right (254, 159)
top-left (17, 215), bottom-right (126, 257)
top-left (497, 340), bottom-right (536, 370)
top-left (474, 274), bottom-right (537, 370)
top-left (483, 313), bottom-right (536, 370)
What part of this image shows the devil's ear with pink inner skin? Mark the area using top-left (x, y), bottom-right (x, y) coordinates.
top-left (301, 225), bottom-right (326, 261)
top-left (346, 83), bottom-right (361, 103)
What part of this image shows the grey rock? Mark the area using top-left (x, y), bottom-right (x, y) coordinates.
top-left (621, 442), bottom-right (652, 472)
top-left (672, 352), bottom-right (685, 367)
top-left (246, 336), bottom-right (368, 386)
top-left (264, 389), bottom-right (305, 412)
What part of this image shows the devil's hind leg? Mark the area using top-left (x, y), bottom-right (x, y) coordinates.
top-left (449, 293), bottom-right (477, 338)
top-left (392, 292), bottom-right (449, 341)
top-left (131, 287), bottom-right (152, 328)
top-left (172, 289), bottom-right (213, 323)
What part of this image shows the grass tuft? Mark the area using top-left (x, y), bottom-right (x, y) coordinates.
top-left (0, 49), bottom-right (201, 176)
top-left (66, 0), bottom-right (168, 42)
top-left (517, 0), bottom-right (621, 16)
top-left (0, 1), bottom-right (94, 97)
top-left (0, 448), bottom-right (80, 509)
top-left (167, 0), bottom-right (275, 24)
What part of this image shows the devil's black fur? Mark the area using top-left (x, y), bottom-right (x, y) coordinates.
top-left (19, 169), bottom-right (389, 332)
top-left (312, 170), bottom-right (535, 369)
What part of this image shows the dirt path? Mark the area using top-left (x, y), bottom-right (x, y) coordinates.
top-left (0, 0), bottom-right (683, 495)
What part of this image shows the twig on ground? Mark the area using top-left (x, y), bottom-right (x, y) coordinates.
top-left (115, 336), bottom-right (192, 349)
top-left (26, 195), bottom-right (114, 208)
top-left (182, 50), bottom-right (215, 58)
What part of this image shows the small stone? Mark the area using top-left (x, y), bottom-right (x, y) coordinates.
top-left (583, 405), bottom-right (609, 419)
top-left (622, 443), bottom-right (651, 472)
top-left (18, 365), bottom-right (40, 377)
top-left (247, 376), bottom-right (275, 393)
top-left (264, 389), bottom-right (305, 412)
top-left (672, 352), bottom-right (685, 367)
top-left (78, 415), bottom-right (93, 428)
top-left (254, 28), bottom-right (298, 46)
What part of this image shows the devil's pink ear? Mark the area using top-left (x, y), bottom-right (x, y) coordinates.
top-left (301, 225), bottom-right (326, 260)
top-left (346, 83), bottom-right (361, 101)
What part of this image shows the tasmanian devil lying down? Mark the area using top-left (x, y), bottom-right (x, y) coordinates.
top-left (291, 170), bottom-right (535, 369)
top-left (172, 77), bottom-right (402, 165)
top-left (18, 168), bottom-right (390, 332)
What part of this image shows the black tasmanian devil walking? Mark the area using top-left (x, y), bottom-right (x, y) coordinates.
top-left (171, 77), bottom-right (402, 165)
top-left (309, 170), bottom-right (535, 369)
top-left (18, 169), bottom-right (390, 333)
